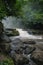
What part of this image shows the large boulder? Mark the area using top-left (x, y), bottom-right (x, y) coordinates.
top-left (0, 22), bottom-right (11, 43)
top-left (35, 44), bottom-right (43, 51)
top-left (10, 38), bottom-right (36, 55)
top-left (23, 46), bottom-right (36, 54)
top-left (14, 46), bottom-right (36, 54)
top-left (30, 51), bottom-right (43, 65)
top-left (11, 53), bottom-right (29, 65)
top-left (5, 28), bottom-right (19, 36)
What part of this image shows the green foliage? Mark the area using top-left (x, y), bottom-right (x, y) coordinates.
top-left (0, 0), bottom-right (7, 19)
top-left (0, 0), bottom-right (43, 30)
top-left (0, 0), bottom-right (23, 19)
top-left (0, 58), bottom-right (14, 65)
top-left (22, 0), bottom-right (43, 29)
top-left (0, 53), bottom-right (14, 65)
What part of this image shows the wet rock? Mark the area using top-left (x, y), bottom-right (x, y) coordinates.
top-left (10, 38), bottom-right (36, 55)
top-left (24, 46), bottom-right (36, 54)
top-left (23, 40), bottom-right (36, 45)
top-left (17, 46), bottom-right (36, 54)
top-left (12, 38), bottom-right (23, 44)
top-left (35, 44), bottom-right (43, 51)
top-left (30, 51), bottom-right (43, 65)
top-left (5, 28), bottom-right (19, 36)
top-left (11, 41), bottom-right (36, 55)
top-left (11, 53), bottom-right (29, 65)
top-left (14, 48), bottom-right (23, 54)
top-left (0, 22), bottom-right (11, 43)
top-left (0, 33), bottom-right (11, 43)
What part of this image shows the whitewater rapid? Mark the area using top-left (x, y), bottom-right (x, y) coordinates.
top-left (2, 16), bottom-right (42, 41)
top-left (16, 28), bottom-right (42, 40)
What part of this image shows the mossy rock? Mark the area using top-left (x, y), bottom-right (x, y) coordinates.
top-left (5, 28), bottom-right (19, 36)
top-left (0, 53), bottom-right (14, 65)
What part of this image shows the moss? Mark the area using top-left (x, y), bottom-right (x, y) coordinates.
top-left (5, 29), bottom-right (19, 36)
top-left (0, 53), bottom-right (14, 65)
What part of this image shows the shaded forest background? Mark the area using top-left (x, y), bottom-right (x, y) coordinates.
top-left (0, 0), bottom-right (43, 30)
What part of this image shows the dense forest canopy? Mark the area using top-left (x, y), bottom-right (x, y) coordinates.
top-left (0, 0), bottom-right (43, 29)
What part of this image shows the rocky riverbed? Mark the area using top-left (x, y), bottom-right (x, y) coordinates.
top-left (9, 37), bottom-right (43, 65)
top-left (0, 22), bottom-right (43, 65)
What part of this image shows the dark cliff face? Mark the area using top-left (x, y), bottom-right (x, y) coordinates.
top-left (0, 22), bottom-right (11, 42)
top-left (0, 22), bottom-right (4, 34)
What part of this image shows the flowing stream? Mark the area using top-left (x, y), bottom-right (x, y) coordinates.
top-left (2, 16), bottom-right (42, 41)
top-left (2, 16), bottom-right (43, 65)
top-left (16, 28), bottom-right (42, 39)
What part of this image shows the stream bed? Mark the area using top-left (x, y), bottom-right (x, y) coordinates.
top-left (2, 16), bottom-right (43, 65)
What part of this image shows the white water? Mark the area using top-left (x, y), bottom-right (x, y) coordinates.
top-left (16, 28), bottom-right (42, 40)
top-left (2, 16), bottom-right (42, 40)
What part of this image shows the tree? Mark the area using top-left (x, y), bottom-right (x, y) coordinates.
top-left (0, 0), bottom-right (43, 29)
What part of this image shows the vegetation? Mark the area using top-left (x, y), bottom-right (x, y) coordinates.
top-left (0, 53), bottom-right (14, 65)
top-left (22, 0), bottom-right (43, 30)
top-left (0, 0), bottom-right (43, 30)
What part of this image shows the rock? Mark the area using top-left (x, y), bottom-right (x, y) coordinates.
top-left (11, 41), bottom-right (36, 55)
top-left (27, 29), bottom-right (33, 34)
top-left (24, 46), bottom-right (36, 54)
top-left (12, 38), bottom-right (23, 45)
top-left (23, 40), bottom-right (36, 45)
top-left (0, 33), bottom-right (11, 43)
top-left (11, 53), bottom-right (29, 65)
top-left (14, 48), bottom-right (23, 54)
top-left (11, 38), bottom-right (23, 50)
top-left (10, 38), bottom-right (36, 55)
top-left (35, 44), bottom-right (43, 51)
top-left (0, 22), bottom-right (11, 43)
top-left (0, 53), bottom-right (14, 65)
top-left (17, 46), bottom-right (36, 54)
top-left (0, 42), bottom-right (11, 53)
top-left (13, 46), bottom-right (35, 55)
top-left (30, 51), bottom-right (43, 65)
top-left (5, 28), bottom-right (19, 36)
top-left (0, 22), bottom-right (4, 34)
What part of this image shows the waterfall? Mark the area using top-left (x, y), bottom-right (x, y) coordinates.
top-left (2, 16), bottom-right (42, 40)
top-left (2, 16), bottom-right (23, 28)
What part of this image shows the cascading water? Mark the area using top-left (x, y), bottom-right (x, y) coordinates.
top-left (2, 16), bottom-right (42, 41)
top-left (2, 16), bottom-right (23, 28)
top-left (2, 16), bottom-right (43, 65)
top-left (16, 28), bottom-right (42, 39)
